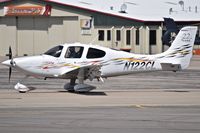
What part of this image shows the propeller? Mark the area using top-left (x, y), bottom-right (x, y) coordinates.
top-left (9, 64), bottom-right (12, 83)
top-left (6, 46), bottom-right (13, 83)
top-left (8, 46), bottom-right (12, 60)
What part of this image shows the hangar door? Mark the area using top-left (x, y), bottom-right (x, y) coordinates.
top-left (0, 17), bottom-right (17, 56)
top-left (17, 16), bottom-right (78, 56)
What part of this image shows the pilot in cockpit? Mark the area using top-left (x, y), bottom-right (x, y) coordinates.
top-left (65, 46), bottom-right (83, 58)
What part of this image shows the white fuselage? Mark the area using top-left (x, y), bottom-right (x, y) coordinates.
top-left (4, 43), bottom-right (162, 79)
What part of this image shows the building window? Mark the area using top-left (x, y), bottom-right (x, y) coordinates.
top-left (136, 29), bottom-right (139, 45)
top-left (149, 30), bottom-right (156, 45)
top-left (107, 30), bottom-right (111, 41)
top-left (98, 30), bottom-right (104, 41)
top-left (126, 30), bottom-right (131, 45)
top-left (116, 30), bottom-right (121, 41)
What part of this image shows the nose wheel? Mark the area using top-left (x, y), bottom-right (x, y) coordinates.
top-left (14, 76), bottom-right (32, 93)
top-left (14, 82), bottom-right (30, 93)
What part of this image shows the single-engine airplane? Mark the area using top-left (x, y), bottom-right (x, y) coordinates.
top-left (2, 26), bottom-right (197, 93)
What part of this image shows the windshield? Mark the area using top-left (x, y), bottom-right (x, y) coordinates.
top-left (44, 45), bottom-right (63, 57)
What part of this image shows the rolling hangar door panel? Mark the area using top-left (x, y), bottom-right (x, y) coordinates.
top-left (17, 16), bottom-right (79, 56)
top-left (17, 17), bottom-right (34, 56)
top-left (48, 16), bottom-right (79, 48)
top-left (63, 16), bottom-right (79, 43)
top-left (33, 17), bottom-right (49, 55)
top-left (0, 17), bottom-right (17, 56)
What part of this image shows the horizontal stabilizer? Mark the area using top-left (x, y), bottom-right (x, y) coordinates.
top-left (161, 63), bottom-right (181, 72)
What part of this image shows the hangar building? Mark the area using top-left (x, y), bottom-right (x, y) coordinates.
top-left (0, 0), bottom-right (200, 56)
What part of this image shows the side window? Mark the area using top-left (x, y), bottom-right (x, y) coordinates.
top-left (65, 46), bottom-right (84, 58)
top-left (86, 48), bottom-right (106, 59)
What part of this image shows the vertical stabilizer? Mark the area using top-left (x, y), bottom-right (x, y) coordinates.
top-left (161, 26), bottom-right (197, 69)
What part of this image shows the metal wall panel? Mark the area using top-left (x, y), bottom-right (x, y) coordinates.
top-left (33, 17), bottom-right (49, 55)
top-left (0, 17), bottom-right (16, 56)
top-left (17, 17), bottom-right (34, 56)
top-left (5, 16), bottom-right (79, 56)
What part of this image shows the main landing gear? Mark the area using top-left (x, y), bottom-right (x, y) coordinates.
top-left (64, 78), bottom-right (96, 93)
top-left (64, 69), bottom-right (96, 93)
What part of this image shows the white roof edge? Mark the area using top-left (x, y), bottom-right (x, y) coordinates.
top-left (46, 0), bottom-right (200, 22)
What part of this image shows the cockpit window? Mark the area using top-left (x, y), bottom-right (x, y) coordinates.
top-left (44, 45), bottom-right (63, 57)
top-left (65, 46), bottom-right (84, 58)
top-left (86, 48), bottom-right (106, 59)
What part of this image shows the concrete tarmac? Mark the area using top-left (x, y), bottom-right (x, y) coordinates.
top-left (0, 56), bottom-right (200, 133)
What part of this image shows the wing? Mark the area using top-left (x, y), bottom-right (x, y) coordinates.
top-left (59, 64), bottom-right (102, 80)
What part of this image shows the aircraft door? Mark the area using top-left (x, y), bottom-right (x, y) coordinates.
top-left (63, 46), bottom-right (84, 64)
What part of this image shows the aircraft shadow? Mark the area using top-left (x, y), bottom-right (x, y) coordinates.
top-left (28, 87), bottom-right (37, 91)
top-left (24, 88), bottom-right (107, 96)
top-left (58, 91), bottom-right (107, 96)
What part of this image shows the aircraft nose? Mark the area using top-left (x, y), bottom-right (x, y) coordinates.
top-left (2, 60), bottom-right (11, 67)
top-left (2, 59), bottom-right (16, 67)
